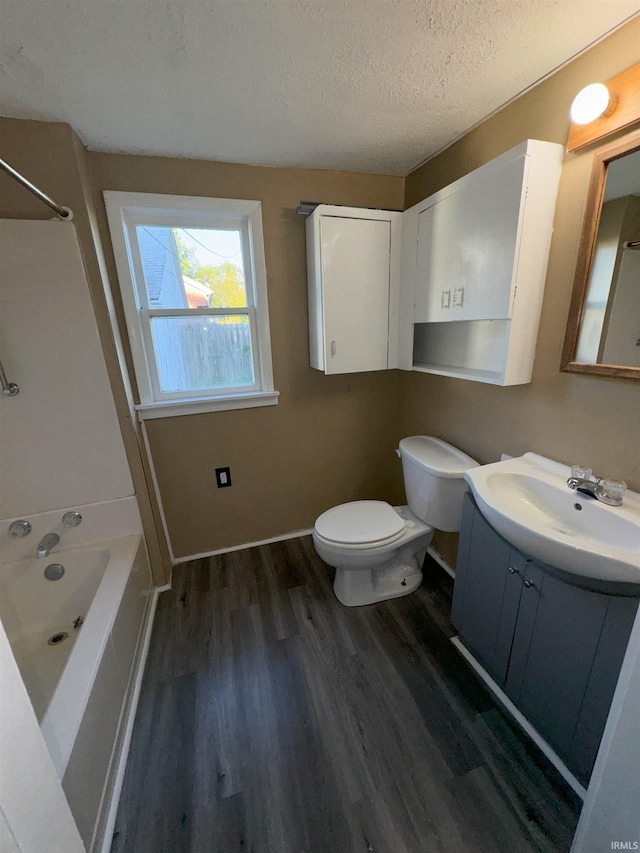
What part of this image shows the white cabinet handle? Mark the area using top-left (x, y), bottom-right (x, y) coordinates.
top-left (330, 340), bottom-right (337, 357)
top-left (453, 286), bottom-right (465, 308)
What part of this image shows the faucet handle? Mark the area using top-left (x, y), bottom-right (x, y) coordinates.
top-left (570, 464), bottom-right (592, 482)
top-left (598, 478), bottom-right (627, 505)
top-left (9, 519), bottom-right (32, 539)
top-left (62, 511), bottom-right (82, 528)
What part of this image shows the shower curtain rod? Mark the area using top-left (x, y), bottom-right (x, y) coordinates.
top-left (0, 156), bottom-right (72, 219)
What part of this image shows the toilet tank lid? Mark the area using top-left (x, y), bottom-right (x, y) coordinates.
top-left (398, 436), bottom-right (479, 478)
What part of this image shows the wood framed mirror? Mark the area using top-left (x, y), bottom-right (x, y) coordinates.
top-left (561, 127), bottom-right (640, 380)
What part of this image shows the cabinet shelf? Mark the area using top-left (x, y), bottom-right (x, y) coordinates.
top-left (412, 317), bottom-right (511, 383)
top-left (412, 363), bottom-right (504, 384)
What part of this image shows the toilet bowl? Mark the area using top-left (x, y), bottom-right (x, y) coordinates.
top-left (313, 502), bottom-right (434, 606)
top-left (313, 436), bottom-right (478, 606)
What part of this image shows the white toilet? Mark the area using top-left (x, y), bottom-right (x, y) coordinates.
top-left (313, 436), bottom-right (478, 606)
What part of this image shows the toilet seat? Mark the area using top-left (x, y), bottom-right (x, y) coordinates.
top-left (314, 500), bottom-right (407, 548)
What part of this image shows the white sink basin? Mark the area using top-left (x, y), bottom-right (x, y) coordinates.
top-left (465, 453), bottom-right (640, 585)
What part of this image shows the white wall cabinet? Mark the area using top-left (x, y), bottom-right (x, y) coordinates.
top-left (306, 206), bottom-right (401, 374)
top-left (414, 156), bottom-right (525, 324)
top-left (400, 139), bottom-right (563, 385)
top-left (305, 140), bottom-right (562, 384)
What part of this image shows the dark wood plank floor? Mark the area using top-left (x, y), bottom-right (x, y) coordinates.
top-left (111, 536), bottom-right (581, 853)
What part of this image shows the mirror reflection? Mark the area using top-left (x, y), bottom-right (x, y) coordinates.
top-left (575, 149), bottom-right (640, 367)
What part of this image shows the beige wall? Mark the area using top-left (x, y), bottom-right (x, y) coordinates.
top-left (401, 20), bottom-right (640, 512)
top-left (89, 153), bottom-right (405, 558)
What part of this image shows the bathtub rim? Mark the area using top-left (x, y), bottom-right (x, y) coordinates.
top-left (95, 582), bottom-right (164, 853)
top-left (39, 533), bottom-right (144, 779)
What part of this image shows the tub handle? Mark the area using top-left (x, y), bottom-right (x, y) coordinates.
top-left (9, 519), bottom-right (32, 538)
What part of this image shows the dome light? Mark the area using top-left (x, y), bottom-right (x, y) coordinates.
top-left (570, 83), bottom-right (614, 125)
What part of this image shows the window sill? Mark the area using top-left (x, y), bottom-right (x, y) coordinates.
top-left (135, 390), bottom-right (279, 420)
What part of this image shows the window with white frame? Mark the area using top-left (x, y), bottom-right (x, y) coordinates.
top-left (104, 192), bottom-right (277, 417)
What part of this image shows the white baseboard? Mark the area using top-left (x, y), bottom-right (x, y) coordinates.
top-left (97, 586), bottom-right (160, 853)
top-left (171, 528), bottom-right (314, 565)
top-left (451, 636), bottom-right (587, 800)
top-left (426, 545), bottom-right (455, 579)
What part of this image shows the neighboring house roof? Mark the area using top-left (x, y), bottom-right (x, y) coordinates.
top-left (137, 226), bottom-right (187, 308)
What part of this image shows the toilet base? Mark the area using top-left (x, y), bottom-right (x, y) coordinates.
top-left (333, 548), bottom-right (427, 607)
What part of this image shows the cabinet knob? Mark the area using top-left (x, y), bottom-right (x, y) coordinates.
top-left (524, 579), bottom-right (536, 589)
top-left (508, 566), bottom-right (519, 574)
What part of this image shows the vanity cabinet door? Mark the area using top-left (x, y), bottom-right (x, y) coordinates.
top-left (505, 567), bottom-right (608, 771)
top-left (569, 594), bottom-right (638, 783)
top-left (451, 493), bottom-right (525, 683)
top-left (505, 566), bottom-right (638, 785)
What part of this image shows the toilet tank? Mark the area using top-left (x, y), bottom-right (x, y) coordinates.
top-left (398, 436), bottom-right (478, 532)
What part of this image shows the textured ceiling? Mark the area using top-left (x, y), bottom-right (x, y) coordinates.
top-left (0, 0), bottom-right (637, 175)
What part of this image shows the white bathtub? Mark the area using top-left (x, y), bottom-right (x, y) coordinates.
top-left (0, 517), bottom-right (155, 852)
top-left (0, 546), bottom-right (111, 723)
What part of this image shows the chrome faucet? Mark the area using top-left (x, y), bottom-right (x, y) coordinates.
top-left (567, 467), bottom-right (626, 507)
top-left (37, 532), bottom-right (60, 559)
top-left (567, 474), bottom-right (600, 498)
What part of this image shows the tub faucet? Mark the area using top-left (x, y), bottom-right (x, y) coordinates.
top-left (37, 532), bottom-right (60, 559)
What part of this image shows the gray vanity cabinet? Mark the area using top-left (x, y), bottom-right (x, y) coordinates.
top-left (451, 493), bottom-right (525, 683)
top-left (452, 492), bottom-right (638, 786)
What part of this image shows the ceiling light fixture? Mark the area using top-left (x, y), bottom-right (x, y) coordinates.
top-left (570, 83), bottom-right (616, 125)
